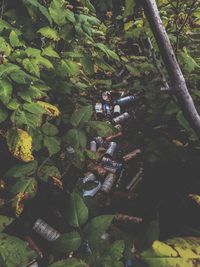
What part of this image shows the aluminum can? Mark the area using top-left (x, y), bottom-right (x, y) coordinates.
top-left (113, 112), bottom-right (130, 124)
top-left (82, 172), bottom-right (96, 183)
top-left (101, 173), bottom-right (117, 193)
top-left (102, 157), bottom-right (122, 173)
top-left (90, 141), bottom-right (97, 152)
top-left (94, 136), bottom-right (104, 146)
top-left (105, 142), bottom-right (117, 157)
top-left (33, 218), bottom-right (60, 242)
top-left (103, 103), bottom-right (111, 116)
top-left (113, 105), bottom-right (121, 116)
top-left (114, 95), bottom-right (135, 106)
top-left (95, 102), bottom-right (103, 114)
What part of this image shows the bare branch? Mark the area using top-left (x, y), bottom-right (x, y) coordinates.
top-left (140, 0), bottom-right (200, 137)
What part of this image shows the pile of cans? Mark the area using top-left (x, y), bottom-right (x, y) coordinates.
top-left (79, 91), bottom-right (143, 198)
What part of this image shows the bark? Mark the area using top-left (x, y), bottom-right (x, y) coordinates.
top-left (140, 0), bottom-right (200, 137)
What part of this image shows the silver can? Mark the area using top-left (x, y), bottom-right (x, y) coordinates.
top-left (90, 141), bottom-right (97, 152)
top-left (82, 172), bottom-right (96, 183)
top-left (105, 142), bottom-right (117, 157)
top-left (95, 102), bottom-right (103, 114)
top-left (33, 218), bottom-right (60, 242)
top-left (113, 112), bottom-right (130, 124)
top-left (94, 136), bottom-right (104, 146)
top-left (102, 157), bottom-right (122, 173)
top-left (115, 96), bottom-right (135, 106)
top-left (101, 173), bottom-right (117, 193)
top-left (113, 105), bottom-right (121, 116)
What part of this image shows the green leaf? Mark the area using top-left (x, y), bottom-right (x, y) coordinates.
top-left (49, 258), bottom-right (89, 267)
top-left (38, 164), bottom-right (61, 182)
top-left (71, 105), bottom-right (93, 127)
top-left (25, 47), bottom-right (41, 57)
top-left (49, 0), bottom-right (68, 26)
top-left (9, 30), bottom-right (24, 47)
top-left (83, 215), bottom-right (114, 248)
top-left (22, 0), bottom-right (52, 24)
top-left (0, 107), bottom-right (8, 123)
top-left (0, 233), bottom-right (37, 267)
top-left (110, 240), bottom-right (125, 261)
top-left (52, 231), bottom-right (81, 253)
top-left (58, 59), bottom-right (79, 76)
top-left (64, 129), bottom-right (87, 149)
top-left (0, 63), bottom-right (20, 78)
top-left (0, 37), bottom-right (12, 56)
top-left (9, 69), bottom-right (38, 84)
top-left (141, 237), bottom-right (200, 267)
top-left (10, 177), bottom-right (37, 199)
top-left (67, 192), bottom-right (88, 228)
top-left (176, 111), bottom-right (191, 131)
top-left (22, 58), bottom-right (40, 77)
top-left (42, 122), bottom-right (59, 136)
top-left (79, 0), bottom-right (96, 12)
top-left (42, 46), bottom-right (60, 58)
top-left (95, 43), bottom-right (120, 61)
top-left (11, 109), bottom-right (43, 128)
top-left (6, 161), bottom-right (38, 178)
top-left (23, 102), bottom-right (45, 114)
top-left (38, 26), bottom-right (60, 41)
top-left (43, 136), bottom-right (61, 156)
top-left (124, 0), bottom-right (136, 17)
top-left (88, 121), bottom-right (116, 137)
top-left (0, 79), bottom-right (13, 105)
top-left (0, 216), bottom-right (14, 232)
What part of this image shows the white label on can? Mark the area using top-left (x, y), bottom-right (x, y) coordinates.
top-left (95, 103), bottom-right (103, 113)
top-left (33, 218), bottom-right (60, 242)
top-left (114, 105), bottom-right (120, 114)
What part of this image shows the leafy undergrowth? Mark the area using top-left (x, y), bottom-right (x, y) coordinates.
top-left (0, 0), bottom-right (200, 266)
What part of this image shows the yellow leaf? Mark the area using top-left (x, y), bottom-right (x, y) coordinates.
top-left (189, 194), bottom-right (200, 206)
top-left (6, 129), bottom-right (34, 162)
top-left (37, 101), bottom-right (60, 117)
top-left (152, 240), bottom-right (178, 257)
top-left (124, 21), bottom-right (134, 31)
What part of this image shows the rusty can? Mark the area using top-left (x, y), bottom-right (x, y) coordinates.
top-left (123, 149), bottom-right (141, 162)
top-left (114, 95), bottom-right (135, 106)
top-left (106, 132), bottom-right (123, 142)
top-left (105, 142), bottom-right (117, 157)
top-left (90, 141), bottom-right (97, 152)
top-left (101, 173), bottom-right (117, 193)
top-left (113, 112), bottom-right (130, 124)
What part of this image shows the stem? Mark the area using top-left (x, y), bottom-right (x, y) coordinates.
top-left (140, 0), bottom-right (200, 137)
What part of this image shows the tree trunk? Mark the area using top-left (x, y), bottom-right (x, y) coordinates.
top-left (140, 0), bottom-right (200, 137)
